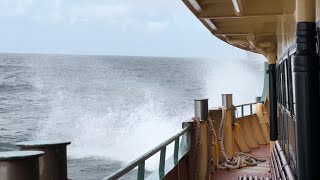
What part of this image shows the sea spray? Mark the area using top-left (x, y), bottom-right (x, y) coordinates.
top-left (1, 54), bottom-right (265, 179)
top-left (34, 84), bottom-right (184, 170)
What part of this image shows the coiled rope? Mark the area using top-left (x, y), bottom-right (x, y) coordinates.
top-left (217, 106), bottom-right (266, 170)
top-left (192, 106), bottom-right (265, 179)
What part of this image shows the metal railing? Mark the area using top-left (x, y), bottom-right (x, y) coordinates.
top-left (235, 101), bottom-right (263, 118)
top-left (103, 123), bottom-right (191, 180)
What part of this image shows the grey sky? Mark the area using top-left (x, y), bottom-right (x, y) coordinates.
top-left (0, 0), bottom-right (258, 58)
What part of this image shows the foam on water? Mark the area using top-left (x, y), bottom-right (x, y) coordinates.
top-left (25, 54), bottom-right (265, 174)
top-left (34, 84), bottom-right (183, 170)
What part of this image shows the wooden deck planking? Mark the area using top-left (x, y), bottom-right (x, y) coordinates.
top-left (210, 144), bottom-right (271, 180)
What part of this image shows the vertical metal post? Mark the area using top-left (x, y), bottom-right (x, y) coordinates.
top-left (222, 94), bottom-right (233, 108)
top-left (137, 161), bottom-right (145, 180)
top-left (241, 106), bottom-right (244, 117)
top-left (174, 138), bottom-right (180, 159)
top-left (0, 151), bottom-right (44, 180)
top-left (269, 64), bottom-right (278, 141)
top-left (250, 104), bottom-right (253, 115)
top-left (159, 147), bottom-right (166, 175)
top-left (15, 141), bottom-right (71, 180)
top-left (194, 98), bottom-right (209, 120)
top-left (294, 0), bottom-right (319, 179)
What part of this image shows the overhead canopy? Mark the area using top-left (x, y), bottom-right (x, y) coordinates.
top-left (183, 0), bottom-right (295, 56)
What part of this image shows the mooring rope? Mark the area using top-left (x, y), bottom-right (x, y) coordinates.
top-left (206, 115), bottom-right (215, 179)
top-left (217, 106), bottom-right (266, 170)
top-left (219, 152), bottom-right (266, 170)
top-left (218, 106), bottom-right (229, 163)
top-left (192, 105), bottom-right (266, 179)
top-left (192, 117), bottom-right (201, 180)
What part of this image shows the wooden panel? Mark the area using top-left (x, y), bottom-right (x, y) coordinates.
top-left (233, 122), bottom-right (251, 153)
top-left (246, 115), bottom-right (267, 145)
top-left (234, 140), bottom-right (241, 152)
top-left (237, 117), bottom-right (260, 149)
top-left (164, 155), bottom-right (189, 180)
top-left (256, 103), bottom-right (270, 143)
top-left (243, 0), bottom-right (285, 15)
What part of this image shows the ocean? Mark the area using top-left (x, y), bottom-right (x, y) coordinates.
top-left (0, 53), bottom-right (264, 179)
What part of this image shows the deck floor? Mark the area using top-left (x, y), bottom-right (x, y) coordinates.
top-left (211, 144), bottom-right (271, 180)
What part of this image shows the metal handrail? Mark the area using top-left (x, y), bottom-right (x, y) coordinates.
top-left (235, 101), bottom-right (264, 117)
top-left (103, 123), bottom-right (191, 180)
top-left (234, 101), bottom-right (263, 108)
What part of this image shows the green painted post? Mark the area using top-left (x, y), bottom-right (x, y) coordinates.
top-left (241, 106), bottom-right (244, 117)
top-left (174, 138), bottom-right (180, 159)
top-left (159, 147), bottom-right (166, 174)
top-left (256, 96), bottom-right (262, 102)
top-left (137, 161), bottom-right (145, 180)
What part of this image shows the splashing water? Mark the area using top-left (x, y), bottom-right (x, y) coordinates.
top-left (0, 54), bottom-right (265, 179)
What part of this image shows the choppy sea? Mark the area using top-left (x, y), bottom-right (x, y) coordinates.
top-left (0, 53), bottom-right (264, 179)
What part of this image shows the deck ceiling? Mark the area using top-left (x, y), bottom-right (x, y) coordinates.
top-left (183, 0), bottom-right (295, 54)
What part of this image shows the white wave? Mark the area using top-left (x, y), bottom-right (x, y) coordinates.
top-left (32, 56), bottom-right (265, 172)
top-left (34, 85), bottom-right (182, 170)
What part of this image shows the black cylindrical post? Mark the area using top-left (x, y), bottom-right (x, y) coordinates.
top-left (269, 64), bottom-right (278, 141)
top-left (293, 22), bottom-right (319, 180)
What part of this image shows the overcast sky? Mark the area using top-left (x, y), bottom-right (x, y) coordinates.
top-left (0, 0), bottom-right (256, 58)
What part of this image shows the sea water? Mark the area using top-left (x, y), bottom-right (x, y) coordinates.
top-left (0, 53), bottom-right (264, 179)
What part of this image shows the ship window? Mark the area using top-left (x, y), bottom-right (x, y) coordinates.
top-left (278, 65), bottom-right (281, 104)
top-left (276, 56), bottom-right (295, 115)
top-left (284, 61), bottom-right (289, 109)
top-left (281, 63), bottom-right (286, 107)
top-left (276, 48), bottom-right (298, 173)
top-left (276, 66), bottom-right (280, 103)
top-left (291, 55), bottom-right (296, 116)
top-left (287, 56), bottom-right (294, 115)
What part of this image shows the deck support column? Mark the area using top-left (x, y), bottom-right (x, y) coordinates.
top-left (268, 53), bottom-right (277, 150)
top-left (294, 0), bottom-right (319, 179)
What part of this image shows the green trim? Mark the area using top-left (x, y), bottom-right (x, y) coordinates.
top-left (146, 125), bottom-right (191, 180)
top-left (260, 62), bottom-right (269, 102)
top-left (146, 147), bottom-right (189, 180)
top-left (173, 138), bottom-right (179, 159)
top-left (103, 124), bottom-right (190, 180)
top-left (137, 162), bottom-right (145, 180)
top-left (159, 147), bottom-right (166, 175)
